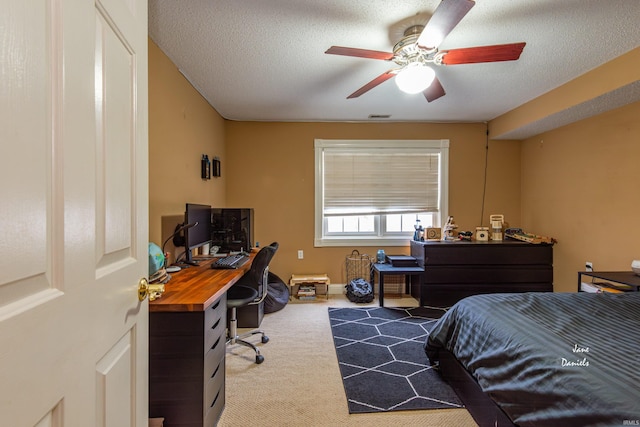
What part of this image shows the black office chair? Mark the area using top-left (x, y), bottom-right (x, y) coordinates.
top-left (226, 242), bottom-right (278, 364)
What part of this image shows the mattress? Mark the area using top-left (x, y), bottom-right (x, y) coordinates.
top-left (425, 292), bottom-right (640, 427)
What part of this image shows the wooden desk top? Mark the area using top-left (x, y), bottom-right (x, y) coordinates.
top-left (149, 252), bottom-right (255, 313)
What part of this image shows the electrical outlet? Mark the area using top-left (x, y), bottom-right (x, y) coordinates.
top-left (586, 261), bottom-right (593, 272)
top-left (297, 250), bottom-right (304, 259)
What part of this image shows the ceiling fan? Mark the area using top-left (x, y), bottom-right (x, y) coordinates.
top-left (325, 0), bottom-right (526, 102)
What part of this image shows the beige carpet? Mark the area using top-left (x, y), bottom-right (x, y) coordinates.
top-left (218, 295), bottom-right (478, 426)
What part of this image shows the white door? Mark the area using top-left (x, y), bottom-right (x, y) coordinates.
top-left (0, 0), bottom-right (149, 426)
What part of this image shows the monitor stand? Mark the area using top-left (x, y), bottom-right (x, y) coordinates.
top-left (183, 250), bottom-right (200, 266)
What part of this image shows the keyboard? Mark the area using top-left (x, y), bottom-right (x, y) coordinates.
top-left (211, 253), bottom-right (250, 269)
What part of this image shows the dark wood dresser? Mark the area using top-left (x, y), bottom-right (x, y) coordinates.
top-left (410, 240), bottom-right (553, 306)
top-left (149, 253), bottom-right (254, 427)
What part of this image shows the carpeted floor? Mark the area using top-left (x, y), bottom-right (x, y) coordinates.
top-left (329, 306), bottom-right (462, 414)
top-left (218, 296), bottom-right (477, 426)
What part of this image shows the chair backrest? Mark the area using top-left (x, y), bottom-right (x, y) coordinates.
top-left (241, 243), bottom-right (278, 295)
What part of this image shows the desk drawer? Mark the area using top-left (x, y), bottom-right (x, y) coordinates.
top-left (204, 335), bottom-right (225, 383)
top-left (204, 295), bottom-right (226, 329)
top-left (204, 355), bottom-right (225, 416)
top-left (204, 295), bottom-right (226, 353)
top-left (204, 384), bottom-right (225, 427)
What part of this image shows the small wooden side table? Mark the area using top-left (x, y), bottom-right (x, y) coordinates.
top-left (371, 263), bottom-right (425, 307)
top-left (289, 274), bottom-right (331, 300)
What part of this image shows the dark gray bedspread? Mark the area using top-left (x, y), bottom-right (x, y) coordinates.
top-left (425, 292), bottom-right (640, 427)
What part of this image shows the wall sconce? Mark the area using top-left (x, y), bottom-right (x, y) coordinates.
top-left (212, 156), bottom-right (221, 177)
top-left (201, 154), bottom-right (211, 180)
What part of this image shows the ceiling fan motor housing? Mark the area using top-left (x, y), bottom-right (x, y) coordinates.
top-left (393, 25), bottom-right (438, 67)
top-left (324, 0), bottom-right (525, 101)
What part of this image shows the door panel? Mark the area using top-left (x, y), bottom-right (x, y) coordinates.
top-left (0, 0), bottom-right (148, 425)
top-left (96, 330), bottom-right (135, 427)
top-left (0, 0), bottom-right (61, 310)
top-left (96, 6), bottom-right (135, 268)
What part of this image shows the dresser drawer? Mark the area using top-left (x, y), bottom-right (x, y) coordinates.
top-left (425, 266), bottom-right (553, 284)
top-left (423, 282), bottom-right (553, 306)
top-left (411, 240), bottom-right (554, 306)
top-left (423, 244), bottom-right (552, 266)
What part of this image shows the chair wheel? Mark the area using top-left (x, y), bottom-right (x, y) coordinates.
top-left (256, 354), bottom-right (264, 364)
top-left (261, 335), bottom-right (269, 344)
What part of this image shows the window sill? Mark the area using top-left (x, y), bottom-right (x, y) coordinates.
top-left (314, 237), bottom-right (412, 247)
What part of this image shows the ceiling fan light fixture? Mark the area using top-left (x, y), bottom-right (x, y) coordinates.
top-left (395, 63), bottom-right (436, 94)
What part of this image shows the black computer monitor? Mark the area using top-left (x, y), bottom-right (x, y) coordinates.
top-left (211, 208), bottom-right (254, 253)
top-left (183, 203), bottom-right (212, 265)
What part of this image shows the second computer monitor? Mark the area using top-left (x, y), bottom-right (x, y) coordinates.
top-left (211, 208), bottom-right (254, 253)
top-left (184, 203), bottom-right (212, 264)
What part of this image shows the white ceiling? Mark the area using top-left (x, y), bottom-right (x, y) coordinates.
top-left (148, 0), bottom-right (640, 137)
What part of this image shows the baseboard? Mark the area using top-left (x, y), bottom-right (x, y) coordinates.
top-left (328, 284), bottom-right (345, 295)
top-left (327, 283), bottom-right (380, 295)
top-left (329, 283), bottom-right (382, 295)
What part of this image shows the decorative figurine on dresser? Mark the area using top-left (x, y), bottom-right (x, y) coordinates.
top-left (442, 216), bottom-right (458, 240)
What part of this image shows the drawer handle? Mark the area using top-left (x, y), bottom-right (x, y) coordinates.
top-left (210, 390), bottom-right (220, 408)
top-left (211, 336), bottom-right (221, 351)
top-left (211, 300), bottom-right (220, 311)
top-left (211, 318), bottom-right (221, 331)
top-left (211, 362), bottom-right (220, 379)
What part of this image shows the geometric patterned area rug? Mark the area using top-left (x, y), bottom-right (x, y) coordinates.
top-left (328, 306), bottom-right (463, 414)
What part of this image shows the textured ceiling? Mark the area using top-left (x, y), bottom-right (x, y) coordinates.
top-left (148, 0), bottom-right (640, 138)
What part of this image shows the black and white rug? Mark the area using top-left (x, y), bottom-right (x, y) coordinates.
top-left (329, 306), bottom-right (463, 414)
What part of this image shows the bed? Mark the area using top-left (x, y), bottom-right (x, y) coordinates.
top-left (425, 291), bottom-right (640, 427)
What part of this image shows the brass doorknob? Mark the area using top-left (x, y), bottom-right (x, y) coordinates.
top-left (138, 278), bottom-right (149, 301)
top-left (138, 277), bottom-right (165, 301)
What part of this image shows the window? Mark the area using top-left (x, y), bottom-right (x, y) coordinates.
top-left (314, 139), bottom-right (449, 246)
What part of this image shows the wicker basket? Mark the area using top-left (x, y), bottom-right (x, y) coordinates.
top-left (345, 250), bottom-right (372, 284)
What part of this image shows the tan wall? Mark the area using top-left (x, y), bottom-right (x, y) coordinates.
top-left (148, 39), bottom-right (226, 246)
top-left (224, 122), bottom-right (521, 283)
top-left (519, 101), bottom-right (640, 293)
top-left (490, 47), bottom-right (640, 139)
top-left (149, 39), bottom-right (639, 294)
top-left (149, 37), bottom-right (640, 295)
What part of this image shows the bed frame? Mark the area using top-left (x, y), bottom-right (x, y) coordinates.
top-left (439, 349), bottom-right (516, 427)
